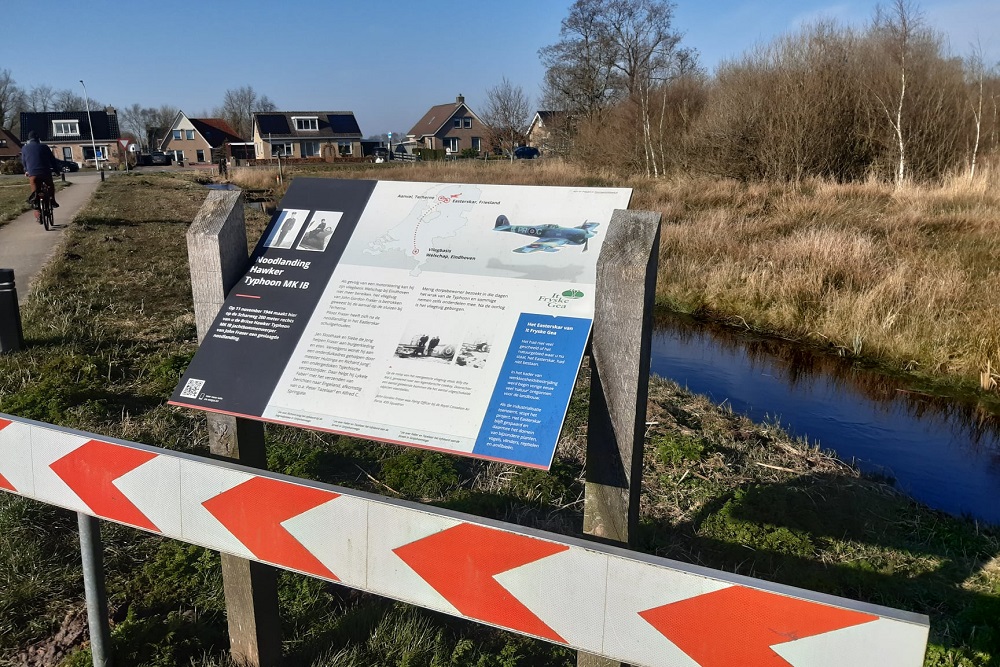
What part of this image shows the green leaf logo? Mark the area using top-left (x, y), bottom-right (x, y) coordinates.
top-left (561, 289), bottom-right (585, 299)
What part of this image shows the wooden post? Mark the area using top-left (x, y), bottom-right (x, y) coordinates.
top-left (187, 190), bottom-right (282, 667)
top-left (579, 209), bottom-right (660, 667)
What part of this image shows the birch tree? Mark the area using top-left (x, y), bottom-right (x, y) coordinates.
top-left (871, 0), bottom-right (923, 188)
top-left (965, 43), bottom-right (986, 181)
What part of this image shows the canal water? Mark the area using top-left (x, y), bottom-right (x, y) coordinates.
top-left (650, 312), bottom-right (1000, 526)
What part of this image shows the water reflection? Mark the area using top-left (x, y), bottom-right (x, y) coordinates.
top-left (651, 311), bottom-right (1000, 525)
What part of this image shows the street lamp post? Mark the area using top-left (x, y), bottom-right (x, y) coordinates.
top-left (79, 80), bottom-right (102, 180)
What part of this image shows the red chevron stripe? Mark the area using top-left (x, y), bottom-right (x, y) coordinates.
top-left (202, 477), bottom-right (340, 580)
top-left (393, 523), bottom-right (568, 642)
top-left (49, 440), bottom-right (160, 531)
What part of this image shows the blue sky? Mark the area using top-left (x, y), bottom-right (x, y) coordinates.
top-left (3, 0), bottom-right (997, 137)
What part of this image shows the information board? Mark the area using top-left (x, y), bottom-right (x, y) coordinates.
top-left (171, 178), bottom-right (632, 468)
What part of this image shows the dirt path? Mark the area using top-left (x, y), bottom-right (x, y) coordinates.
top-left (0, 172), bottom-right (105, 296)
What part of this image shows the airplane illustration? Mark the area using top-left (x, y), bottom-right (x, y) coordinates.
top-left (493, 215), bottom-right (600, 253)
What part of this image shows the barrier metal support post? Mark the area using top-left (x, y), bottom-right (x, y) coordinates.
top-left (78, 513), bottom-right (112, 667)
top-left (578, 209), bottom-right (660, 667)
top-left (187, 190), bottom-right (282, 667)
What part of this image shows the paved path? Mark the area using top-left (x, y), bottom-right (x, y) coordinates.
top-left (0, 172), bottom-right (106, 296)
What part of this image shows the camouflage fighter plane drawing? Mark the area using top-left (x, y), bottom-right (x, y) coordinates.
top-left (493, 215), bottom-right (600, 253)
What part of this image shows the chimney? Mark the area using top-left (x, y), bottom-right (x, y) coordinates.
top-left (105, 106), bottom-right (117, 115)
top-left (456, 94), bottom-right (465, 105)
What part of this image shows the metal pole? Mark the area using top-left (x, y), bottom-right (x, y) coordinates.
top-left (0, 268), bottom-right (24, 354)
top-left (78, 513), bottom-right (112, 667)
top-left (79, 80), bottom-right (101, 174)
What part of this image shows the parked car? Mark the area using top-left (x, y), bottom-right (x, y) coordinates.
top-left (149, 152), bottom-right (173, 165)
top-left (52, 159), bottom-right (80, 173)
top-left (514, 146), bottom-right (540, 159)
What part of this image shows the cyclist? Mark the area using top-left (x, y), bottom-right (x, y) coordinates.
top-left (21, 130), bottom-right (60, 209)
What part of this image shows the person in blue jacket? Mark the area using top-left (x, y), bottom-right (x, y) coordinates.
top-left (21, 131), bottom-right (60, 208)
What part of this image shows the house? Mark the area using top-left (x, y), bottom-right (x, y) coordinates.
top-left (0, 128), bottom-right (21, 162)
top-left (407, 94), bottom-right (487, 156)
top-left (252, 111), bottom-right (363, 160)
top-left (19, 108), bottom-right (123, 167)
top-left (159, 112), bottom-right (244, 164)
top-left (526, 110), bottom-right (571, 155)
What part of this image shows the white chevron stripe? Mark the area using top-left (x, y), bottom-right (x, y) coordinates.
top-left (365, 502), bottom-right (461, 614)
top-left (114, 454), bottom-right (183, 537)
top-left (493, 547), bottom-right (608, 651)
top-left (0, 419), bottom-right (34, 495)
top-left (773, 617), bottom-right (929, 667)
top-left (282, 493), bottom-right (369, 588)
top-left (28, 429), bottom-right (95, 513)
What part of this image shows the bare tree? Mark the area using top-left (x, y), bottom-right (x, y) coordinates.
top-left (0, 69), bottom-right (25, 130)
top-left (482, 77), bottom-right (532, 161)
top-left (26, 85), bottom-right (55, 112)
top-left (220, 85), bottom-right (276, 140)
top-left (52, 89), bottom-right (92, 112)
top-left (539, 0), bottom-right (620, 122)
top-left (540, 0), bottom-right (696, 175)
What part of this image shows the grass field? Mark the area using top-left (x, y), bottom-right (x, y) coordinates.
top-left (0, 171), bottom-right (997, 666)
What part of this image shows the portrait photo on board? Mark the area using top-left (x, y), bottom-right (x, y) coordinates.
top-left (264, 209), bottom-right (310, 249)
top-left (296, 211), bottom-right (343, 252)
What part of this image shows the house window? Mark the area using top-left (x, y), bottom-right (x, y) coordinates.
top-left (63, 147), bottom-right (73, 160)
top-left (301, 141), bottom-right (320, 157)
top-left (454, 118), bottom-right (462, 128)
top-left (82, 146), bottom-right (106, 160)
top-left (173, 150), bottom-right (185, 161)
top-left (337, 140), bottom-right (353, 156)
top-left (0, 140), bottom-right (5, 147)
top-left (173, 130), bottom-right (182, 140)
top-left (444, 137), bottom-right (459, 153)
top-left (293, 117), bottom-right (319, 131)
top-left (196, 149), bottom-right (205, 162)
top-left (471, 137), bottom-right (481, 151)
top-left (53, 120), bottom-right (80, 137)
top-left (463, 117), bottom-right (472, 129)
top-left (186, 130), bottom-right (195, 140)
top-left (271, 142), bottom-right (293, 157)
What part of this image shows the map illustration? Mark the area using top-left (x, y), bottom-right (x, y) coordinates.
top-left (364, 184), bottom-right (482, 275)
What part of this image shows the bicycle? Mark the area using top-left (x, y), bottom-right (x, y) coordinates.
top-left (35, 181), bottom-right (55, 231)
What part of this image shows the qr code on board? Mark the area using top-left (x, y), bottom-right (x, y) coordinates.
top-left (179, 378), bottom-right (205, 399)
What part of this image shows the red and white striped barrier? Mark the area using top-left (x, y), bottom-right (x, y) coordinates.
top-left (0, 414), bottom-right (929, 667)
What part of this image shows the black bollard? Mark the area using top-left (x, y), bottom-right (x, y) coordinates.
top-left (0, 268), bottom-right (24, 354)
top-left (100, 167), bottom-right (105, 182)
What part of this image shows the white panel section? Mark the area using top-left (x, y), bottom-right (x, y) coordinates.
top-left (282, 493), bottom-right (369, 588)
top-left (493, 546), bottom-right (608, 652)
top-left (365, 502), bottom-right (461, 614)
top-left (114, 454), bottom-right (183, 538)
top-left (28, 429), bottom-right (93, 512)
top-left (603, 556), bottom-right (730, 667)
top-left (0, 420), bottom-right (35, 495)
top-left (773, 617), bottom-right (929, 667)
top-left (177, 460), bottom-right (255, 559)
